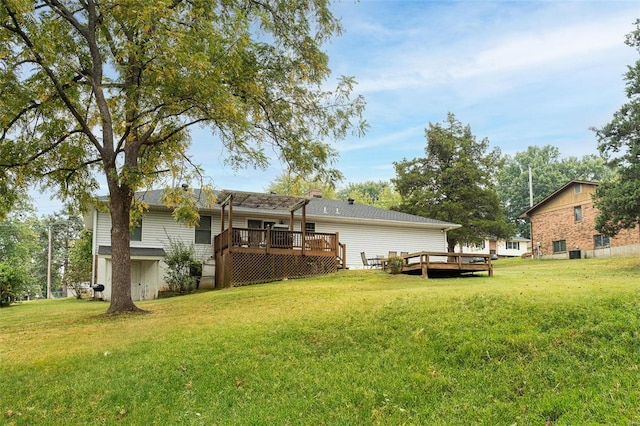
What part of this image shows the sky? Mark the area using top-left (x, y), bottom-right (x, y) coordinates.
top-left (33, 0), bottom-right (640, 215)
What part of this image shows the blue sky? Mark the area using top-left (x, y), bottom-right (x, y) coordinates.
top-left (192, 0), bottom-right (639, 191)
top-left (34, 0), bottom-right (639, 215)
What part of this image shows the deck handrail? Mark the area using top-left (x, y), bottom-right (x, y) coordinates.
top-left (386, 251), bottom-right (493, 278)
top-left (214, 227), bottom-right (338, 255)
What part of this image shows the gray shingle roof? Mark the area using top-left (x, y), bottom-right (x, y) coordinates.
top-left (104, 188), bottom-right (459, 228)
top-left (305, 197), bottom-right (456, 226)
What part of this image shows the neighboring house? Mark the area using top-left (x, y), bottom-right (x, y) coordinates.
top-left (457, 236), bottom-right (530, 258)
top-left (519, 180), bottom-right (640, 259)
top-left (86, 189), bottom-right (460, 301)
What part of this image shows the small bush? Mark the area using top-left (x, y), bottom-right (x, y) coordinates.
top-left (163, 238), bottom-right (196, 294)
top-left (387, 256), bottom-right (404, 274)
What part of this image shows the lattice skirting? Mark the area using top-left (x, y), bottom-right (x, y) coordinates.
top-left (229, 253), bottom-right (337, 286)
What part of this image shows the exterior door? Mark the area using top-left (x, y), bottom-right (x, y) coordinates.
top-left (130, 260), bottom-right (145, 301)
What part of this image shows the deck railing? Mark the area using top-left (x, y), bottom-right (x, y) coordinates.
top-left (215, 227), bottom-right (337, 255)
top-left (382, 251), bottom-right (493, 277)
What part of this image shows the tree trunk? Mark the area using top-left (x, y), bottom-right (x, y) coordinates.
top-left (106, 186), bottom-right (144, 314)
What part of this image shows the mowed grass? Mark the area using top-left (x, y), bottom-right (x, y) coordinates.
top-left (2, 257), bottom-right (640, 425)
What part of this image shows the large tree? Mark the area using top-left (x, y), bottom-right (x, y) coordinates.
top-left (393, 113), bottom-right (513, 252)
top-left (497, 145), bottom-right (610, 238)
top-left (0, 1), bottom-right (365, 314)
top-left (593, 20), bottom-right (640, 237)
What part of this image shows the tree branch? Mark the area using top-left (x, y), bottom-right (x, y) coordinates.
top-left (1, 1), bottom-right (102, 150)
top-left (0, 129), bottom-right (85, 168)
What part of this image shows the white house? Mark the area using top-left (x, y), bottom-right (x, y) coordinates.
top-left (86, 189), bottom-right (460, 300)
top-left (457, 236), bottom-right (530, 258)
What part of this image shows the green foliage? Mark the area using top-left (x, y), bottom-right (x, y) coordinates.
top-left (393, 113), bottom-right (514, 251)
top-left (163, 238), bottom-right (197, 294)
top-left (592, 20), bottom-right (640, 237)
top-left (0, 261), bottom-right (30, 306)
top-left (64, 229), bottom-right (93, 299)
top-left (0, 208), bottom-right (84, 302)
top-left (337, 180), bottom-right (402, 209)
top-left (0, 213), bottom-right (40, 302)
top-left (266, 172), bottom-right (339, 198)
top-left (497, 145), bottom-right (610, 238)
top-left (386, 255), bottom-right (404, 274)
top-left (32, 212), bottom-right (85, 298)
top-left (0, 0), bottom-right (365, 313)
top-left (2, 257), bottom-right (640, 423)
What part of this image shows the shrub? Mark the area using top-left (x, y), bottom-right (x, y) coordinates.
top-left (163, 238), bottom-right (196, 294)
top-left (386, 256), bottom-right (404, 274)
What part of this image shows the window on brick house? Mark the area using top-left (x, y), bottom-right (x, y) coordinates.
top-left (574, 206), bottom-right (582, 222)
top-left (553, 240), bottom-right (566, 253)
top-left (594, 234), bottom-right (610, 248)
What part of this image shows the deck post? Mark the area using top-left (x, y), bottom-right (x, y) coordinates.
top-left (301, 204), bottom-right (306, 255)
top-left (421, 253), bottom-right (428, 279)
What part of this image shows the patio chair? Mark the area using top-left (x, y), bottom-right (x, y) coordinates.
top-left (361, 252), bottom-right (381, 268)
top-left (388, 251), bottom-right (397, 258)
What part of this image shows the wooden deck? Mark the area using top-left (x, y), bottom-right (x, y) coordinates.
top-left (214, 227), bottom-right (346, 288)
top-left (384, 252), bottom-right (493, 278)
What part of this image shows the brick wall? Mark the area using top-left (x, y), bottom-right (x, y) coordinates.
top-left (531, 201), bottom-right (640, 256)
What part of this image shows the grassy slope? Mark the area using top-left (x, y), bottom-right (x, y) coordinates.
top-left (1, 257), bottom-right (639, 425)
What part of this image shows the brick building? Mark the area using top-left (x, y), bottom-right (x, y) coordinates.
top-left (519, 180), bottom-right (640, 259)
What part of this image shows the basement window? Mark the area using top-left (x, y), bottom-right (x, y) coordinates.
top-left (552, 240), bottom-right (566, 253)
top-left (594, 234), bottom-right (610, 249)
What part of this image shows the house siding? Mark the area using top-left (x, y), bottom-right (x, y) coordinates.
top-left (218, 213), bottom-right (448, 270)
top-left (495, 240), bottom-right (529, 257)
top-left (457, 238), bottom-right (529, 258)
top-left (307, 220), bottom-right (446, 269)
top-left (92, 210), bottom-right (220, 300)
top-left (94, 210), bottom-right (216, 261)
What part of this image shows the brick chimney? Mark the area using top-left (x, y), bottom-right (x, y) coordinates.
top-left (305, 188), bottom-right (323, 199)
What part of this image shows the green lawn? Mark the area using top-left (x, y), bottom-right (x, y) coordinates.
top-left (2, 256), bottom-right (639, 425)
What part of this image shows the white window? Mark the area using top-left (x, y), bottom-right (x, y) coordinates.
top-left (506, 241), bottom-right (520, 250)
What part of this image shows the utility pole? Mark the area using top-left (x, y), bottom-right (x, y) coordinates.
top-left (47, 226), bottom-right (52, 299)
top-left (528, 166), bottom-right (533, 207)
